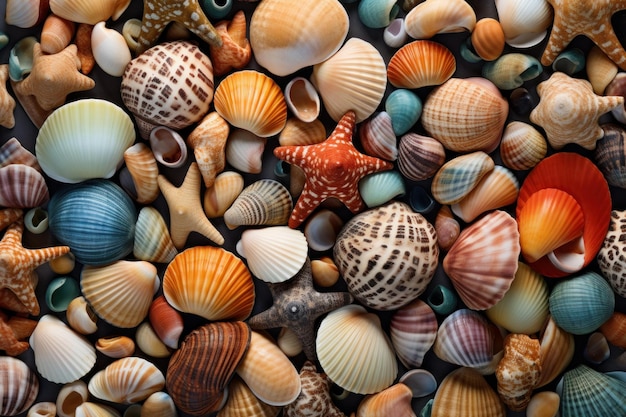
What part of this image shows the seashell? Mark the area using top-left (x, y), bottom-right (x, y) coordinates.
top-left (390, 299), bottom-right (438, 369)
top-left (88, 357), bottom-right (165, 404)
top-left (316, 304), bottom-right (397, 394)
top-left (49, 0), bottom-right (130, 24)
top-left (385, 89), bottom-right (422, 136)
top-left (311, 256), bottom-right (340, 287)
top-left (5, 0), bottom-right (49, 28)
top-left (426, 284), bottom-right (457, 315)
top-left (0, 64), bottom-right (15, 129)
top-left (333, 201), bottom-right (439, 311)
top-left (224, 179), bottom-right (292, 229)
top-left (249, 0), bottom-right (348, 76)
top-left (29, 314), bottom-right (97, 384)
top-left (559, 365), bottom-right (626, 417)
top-left (95, 336), bottom-right (136, 359)
top-left (486, 262), bottom-right (549, 334)
top-left (494, 0), bottom-right (553, 48)
top-left (430, 366), bottom-right (506, 417)
top-left (208, 10), bottom-right (251, 76)
top-left (549, 271), bottom-right (615, 335)
top-left (149, 126), bottom-right (188, 169)
top-left (121, 143), bottom-right (159, 204)
top-left (166, 322), bottom-right (250, 415)
top-left (605, 73), bottom-right (626, 123)
top-left (23, 206), bottom-right (48, 234)
top-left (404, 0), bottom-right (476, 39)
top-left (75, 403), bottom-right (120, 417)
top-left (0, 357), bottom-right (39, 416)
top-left (214, 70), bottom-right (287, 137)
top-left (140, 392), bottom-right (177, 417)
top-left (27, 402), bottom-right (56, 417)
top-left (36, 99), bottom-right (135, 183)
top-left (303, 209), bottom-right (344, 252)
top-left (0, 137), bottom-right (41, 171)
top-left (284, 77), bottom-right (320, 123)
top-left (443, 210), bottom-right (520, 310)
top-left (91, 21), bottom-right (131, 77)
top-left (387, 40), bottom-right (456, 89)
top-left (499, 121), bottom-right (547, 171)
top-left (49, 252), bottom-right (75, 275)
top-left (66, 296), bottom-right (98, 335)
top-left (358, 112), bottom-right (398, 161)
top-left (584, 332), bottom-right (610, 364)
top-left (121, 41), bottom-right (214, 139)
top-left (383, 18), bottom-right (408, 48)
top-left (163, 246), bottom-right (255, 321)
top-left (8, 36), bottom-right (37, 83)
top-left (586, 45), bottom-right (618, 95)
top-left (434, 205), bottom-right (460, 252)
top-left (133, 206), bottom-right (178, 264)
top-left (397, 132), bottom-right (445, 181)
top-left (217, 376), bottom-right (281, 417)
top-left (600, 311), bottom-right (626, 349)
top-left (470, 18), bottom-right (505, 61)
top-left (594, 124), bottom-right (626, 188)
top-left (552, 48), bottom-right (586, 75)
top-left (357, 0), bottom-right (400, 28)
top-left (45, 276), bottom-right (80, 313)
top-left (526, 391), bottom-right (560, 417)
top-left (451, 165), bottom-right (519, 223)
top-left (41, 14), bottom-right (75, 54)
top-left (225, 128), bottom-right (266, 174)
top-left (399, 369), bottom-right (438, 398)
top-left (355, 383), bottom-right (414, 417)
top-left (0, 164), bottom-right (49, 209)
top-left (358, 170), bottom-right (406, 208)
top-left (495, 334), bottom-right (541, 411)
top-left (509, 87), bottom-right (535, 116)
top-left (482, 53), bottom-right (543, 90)
top-left (56, 380), bottom-right (89, 417)
top-left (535, 316), bottom-right (575, 388)
top-left (186, 111), bottom-right (229, 188)
top-left (310, 37), bottom-right (387, 123)
top-left (422, 77), bottom-right (509, 153)
top-left (75, 23), bottom-right (94, 75)
top-left (278, 118), bottom-right (326, 147)
top-left (276, 327), bottom-right (303, 357)
top-left (135, 322), bottom-right (170, 358)
top-left (81, 260), bottom-right (159, 328)
top-left (237, 226), bottom-right (308, 283)
top-left (431, 151), bottom-right (494, 205)
top-left (148, 296), bottom-right (184, 350)
top-left (203, 171), bottom-right (244, 218)
top-left (408, 185), bottom-right (437, 215)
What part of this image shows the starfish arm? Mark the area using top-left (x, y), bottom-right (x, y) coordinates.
top-left (541, 23), bottom-right (579, 66)
top-left (0, 209), bottom-right (23, 232)
top-left (24, 246), bottom-right (71, 269)
top-left (248, 308), bottom-right (284, 330)
top-left (288, 183), bottom-right (326, 228)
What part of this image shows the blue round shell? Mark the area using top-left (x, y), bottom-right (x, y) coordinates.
top-left (385, 89), bottom-right (422, 136)
top-left (48, 180), bottom-right (137, 266)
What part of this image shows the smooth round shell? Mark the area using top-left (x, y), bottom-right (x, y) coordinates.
top-left (91, 21), bottom-right (131, 77)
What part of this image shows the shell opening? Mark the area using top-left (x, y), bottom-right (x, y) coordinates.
top-left (547, 236), bottom-right (586, 274)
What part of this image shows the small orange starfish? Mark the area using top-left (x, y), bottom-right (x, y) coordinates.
top-left (274, 111), bottom-right (394, 228)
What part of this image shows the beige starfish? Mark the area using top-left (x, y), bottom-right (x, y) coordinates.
top-left (157, 162), bottom-right (224, 248)
top-left (0, 65), bottom-right (16, 128)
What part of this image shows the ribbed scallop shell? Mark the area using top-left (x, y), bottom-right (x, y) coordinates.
top-left (387, 40), bottom-right (456, 89)
top-left (133, 206), bottom-right (178, 264)
top-left (359, 112), bottom-right (398, 161)
top-left (0, 164), bottom-right (49, 208)
top-left (224, 179), bottom-right (292, 229)
top-left (49, 0), bottom-right (130, 24)
top-left (390, 299), bottom-right (438, 369)
top-left (214, 70), bottom-right (287, 137)
top-left (495, 334), bottom-right (541, 411)
top-left (559, 365), bottom-right (626, 417)
top-left (278, 118), bottom-right (327, 147)
top-left (431, 151), bottom-right (494, 205)
top-left (535, 316), bottom-right (575, 388)
top-left (586, 45), bottom-right (618, 95)
top-left (310, 37), bottom-right (387, 123)
top-left (471, 18), bottom-right (505, 61)
top-left (356, 383), bottom-right (414, 417)
top-left (88, 357), bottom-right (164, 404)
top-left (5, 0), bottom-right (49, 28)
top-left (0, 137), bottom-right (41, 171)
top-left (149, 296), bottom-right (184, 350)
top-left (122, 143), bottom-right (159, 204)
top-left (35, 99), bottom-right (135, 183)
top-left (29, 314), bottom-right (96, 384)
top-left (203, 171), bottom-right (245, 218)
top-left (421, 77), bottom-right (508, 153)
top-left (598, 210), bottom-right (626, 297)
top-left (494, 0), bottom-right (553, 48)
top-left (316, 304), bottom-right (397, 394)
top-left (333, 201), bottom-right (439, 311)
top-left (443, 210), bottom-right (520, 310)
top-left (217, 376), bottom-right (280, 417)
top-left (237, 226), bottom-right (308, 283)
top-left (397, 133), bottom-right (446, 181)
top-left (140, 392), bottom-right (177, 417)
top-left (163, 246), bottom-right (254, 321)
top-left (499, 121), bottom-right (547, 171)
top-left (0, 357), bottom-right (39, 417)
top-left (404, 0), bottom-right (476, 39)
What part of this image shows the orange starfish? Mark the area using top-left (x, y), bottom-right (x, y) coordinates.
top-left (541, 0), bottom-right (626, 70)
top-left (274, 111), bottom-right (394, 228)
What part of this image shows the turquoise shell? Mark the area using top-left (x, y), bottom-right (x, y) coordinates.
top-left (552, 48), bottom-right (585, 75)
top-left (426, 285), bottom-right (457, 316)
top-left (200, 0), bottom-right (233, 20)
top-left (48, 180), bottom-right (137, 266)
top-left (385, 89), bottom-right (422, 136)
top-left (8, 36), bottom-right (36, 82)
top-left (358, 0), bottom-right (400, 29)
top-left (358, 170), bottom-right (406, 208)
top-left (45, 276), bottom-right (80, 312)
top-left (559, 365), bottom-right (626, 417)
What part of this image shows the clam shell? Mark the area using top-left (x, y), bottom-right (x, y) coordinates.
top-left (276, 327), bottom-right (303, 357)
top-left (75, 403), bottom-right (120, 417)
top-left (214, 70), bottom-right (287, 137)
top-left (495, 334), bottom-right (541, 411)
top-left (121, 143), bottom-right (159, 205)
top-left (404, 0), bottom-right (476, 39)
top-left (355, 383), bottom-right (414, 417)
top-left (316, 304), bottom-right (397, 394)
top-left (0, 357), bottom-right (39, 417)
top-left (56, 380), bottom-right (89, 417)
top-left (186, 111), bottom-right (229, 188)
top-left (0, 137), bottom-right (41, 172)
top-left (27, 402), bottom-right (56, 417)
top-left (35, 99), bottom-right (135, 183)
top-left (203, 171), bottom-right (245, 218)
top-left (431, 151), bottom-right (494, 205)
top-left (91, 21), bottom-right (131, 77)
top-left (385, 89), bottom-right (422, 136)
top-left (50, 0), bottom-right (130, 24)
top-left (284, 77), bottom-right (320, 123)
top-left (140, 392), bottom-right (177, 417)
top-left (310, 37), bottom-right (387, 123)
top-left (594, 123), bottom-right (626, 188)
top-left (390, 299), bottom-right (438, 369)
top-left (163, 246), bottom-right (255, 321)
top-left (600, 312), bottom-right (626, 350)
top-left (133, 206), bottom-right (178, 264)
top-left (278, 118), bottom-right (327, 147)
top-left (358, 171), bottom-right (406, 208)
top-left (5, 0), bottom-right (49, 28)
top-left (535, 316), bottom-right (575, 388)
top-left (66, 296), bottom-right (98, 335)
top-left (81, 260), bottom-right (159, 328)
top-left (586, 45), bottom-right (618, 95)
top-left (387, 40), bottom-right (456, 89)
top-left (598, 210), bottom-right (626, 297)
top-left (95, 336), bottom-right (135, 359)
top-left (225, 128), bottom-right (266, 174)
top-left (494, 0), bottom-right (553, 48)
top-left (303, 209), bottom-right (344, 252)
top-left (88, 357), bottom-right (165, 404)
top-left (443, 210), bottom-right (520, 310)
top-left (559, 365), bottom-right (626, 417)
top-left (217, 376), bottom-right (281, 417)
top-left (333, 201), bottom-right (439, 311)
top-left (499, 121), bottom-right (547, 171)
top-left (434, 205), bottom-right (460, 252)
top-left (41, 14), bottom-right (75, 54)
top-left (471, 18), bottom-right (505, 61)
top-left (249, 0), bottom-right (348, 76)
top-left (224, 179), bottom-right (292, 229)
top-left (397, 132), bottom-right (446, 181)
top-left (359, 112), bottom-right (398, 161)
top-left (0, 164), bottom-right (49, 208)
top-left (482, 53), bottom-right (543, 90)
top-left (135, 322), bottom-right (170, 358)
top-left (148, 296), bottom-right (184, 350)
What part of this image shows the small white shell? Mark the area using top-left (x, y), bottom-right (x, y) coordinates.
top-left (384, 18), bottom-right (408, 48)
top-left (284, 77), bottom-right (320, 123)
top-left (91, 22), bottom-right (131, 77)
top-left (27, 402), bottom-right (56, 417)
top-left (56, 380), bottom-right (89, 417)
top-left (225, 129), bottom-right (266, 174)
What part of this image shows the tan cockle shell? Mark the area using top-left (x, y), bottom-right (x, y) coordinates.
top-left (535, 316), bottom-right (575, 388)
top-left (50, 0), bottom-right (130, 24)
top-left (404, 0), bottom-right (476, 39)
top-left (278, 118), bottom-right (327, 147)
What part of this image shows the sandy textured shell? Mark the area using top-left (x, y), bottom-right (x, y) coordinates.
top-left (56, 380), bottom-right (89, 417)
top-left (495, 334), bottom-right (541, 411)
top-left (66, 296), bottom-right (98, 335)
top-left (359, 112), bottom-right (398, 161)
top-left (203, 171), bottom-right (245, 218)
top-left (404, 0), bottom-right (476, 39)
top-left (91, 21), bottom-right (131, 77)
top-left (355, 383), bottom-right (414, 417)
top-left (397, 133), bottom-right (445, 181)
top-left (81, 260), bottom-right (159, 328)
top-left (0, 137), bottom-right (41, 172)
top-left (494, 0), bottom-right (553, 48)
top-left (41, 14), bottom-right (75, 54)
top-left (278, 118), bottom-right (327, 147)
top-left (88, 357), bottom-right (164, 404)
top-left (422, 78), bottom-right (508, 153)
top-left (499, 121), bottom-right (547, 171)
top-left (0, 164), bottom-right (49, 208)
top-left (95, 336), bottom-right (135, 359)
top-left (390, 299), bottom-right (438, 369)
top-left (443, 210), bottom-right (520, 310)
top-left (316, 304), bottom-right (397, 394)
top-left (225, 129), bottom-right (266, 174)
top-left (249, 0), bottom-right (348, 76)
top-left (224, 179), bottom-right (292, 229)
top-left (122, 143), bottom-right (159, 204)
top-left (186, 111), bottom-right (229, 188)
top-left (597, 210), bottom-right (626, 297)
top-left (333, 201), bottom-right (439, 311)
top-left (217, 376), bottom-right (281, 417)
top-left (387, 40), bottom-right (456, 89)
top-left (133, 206), bottom-right (178, 264)
top-left (5, 0), bottom-right (49, 28)
top-left (535, 316), bottom-right (575, 388)
top-left (50, 0), bottom-right (130, 24)
top-left (0, 357), bottom-right (39, 417)
top-left (135, 322), bottom-right (170, 358)
top-left (431, 151), bottom-right (494, 205)
top-left (310, 37), bottom-right (387, 123)
top-left (148, 296), bottom-right (183, 350)
top-left (595, 123), bottom-right (626, 188)
top-left (471, 18), bottom-right (505, 61)
top-left (163, 246), bottom-right (255, 321)
top-left (559, 365), bottom-right (626, 417)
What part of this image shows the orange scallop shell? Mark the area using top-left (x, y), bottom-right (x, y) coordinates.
top-left (387, 40), bottom-right (456, 89)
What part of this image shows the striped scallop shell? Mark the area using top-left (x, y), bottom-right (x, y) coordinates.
top-left (5, 0), bottom-right (49, 28)
top-left (404, 0), bottom-right (476, 39)
top-left (536, 316), bottom-right (575, 388)
top-left (499, 121), bottom-right (547, 171)
top-left (0, 137), bottom-right (41, 171)
top-left (214, 70), bottom-right (287, 137)
top-left (278, 118), bottom-right (327, 147)
top-left (471, 18), bottom-right (505, 61)
top-left (133, 206), bottom-right (178, 264)
top-left (397, 133), bottom-right (446, 181)
top-left (49, 0), bottom-right (130, 24)
top-left (559, 365), bottom-right (626, 417)
top-left (224, 179), bottom-right (292, 229)
top-left (597, 210), bottom-right (626, 297)
top-left (387, 40), bottom-right (456, 89)
top-left (121, 143), bottom-right (159, 204)
top-left (163, 246), bottom-right (255, 321)
top-left (203, 171), bottom-right (245, 218)
top-left (390, 299), bottom-right (438, 369)
top-left (0, 357), bottom-right (39, 417)
top-left (359, 112), bottom-right (398, 161)
top-left (0, 164), bottom-right (49, 208)
top-left (431, 151), bottom-right (494, 205)
top-left (217, 376), bottom-right (280, 417)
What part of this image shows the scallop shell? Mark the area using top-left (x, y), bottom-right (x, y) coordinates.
top-left (224, 179), bottom-right (292, 229)
top-left (133, 206), bottom-right (178, 264)
top-left (186, 111), bottom-right (229, 188)
top-left (358, 171), bottom-right (406, 208)
top-left (95, 336), bottom-right (135, 359)
top-left (405, 0), bottom-right (475, 39)
top-left (0, 164), bottom-right (49, 209)
top-left (140, 392), bottom-right (177, 417)
top-left (135, 322), bottom-right (170, 358)
top-left (0, 137), bottom-right (41, 172)
top-left (249, 0), bottom-right (349, 76)
top-left (56, 380), bottom-right (89, 417)
top-left (91, 21), bottom-right (131, 77)
top-left (494, 0), bottom-right (553, 48)
top-left (284, 77), bottom-right (320, 123)
top-left (35, 99), bottom-right (135, 183)
top-left (443, 210), bottom-right (520, 310)
top-left (41, 14), bottom-right (75, 54)
top-left (421, 77), bottom-right (509, 153)
top-left (355, 383), bottom-right (414, 417)
top-left (148, 296), bottom-right (184, 350)
top-left (50, 0), bottom-right (130, 24)
top-left (214, 70), bottom-right (287, 137)
top-left (333, 201), bottom-right (439, 311)
top-left (387, 40), bottom-right (456, 89)
top-left (75, 403), bottom-right (120, 417)
top-left (397, 132), bottom-right (446, 181)
top-left (499, 121), bottom-right (547, 171)
top-left (217, 376), bottom-right (281, 417)
top-left (0, 357), bottom-right (39, 417)
top-left (303, 209), bottom-right (344, 252)
top-left (359, 112), bottom-right (398, 161)
top-left (66, 296), bottom-right (98, 335)
top-left (203, 171), bottom-right (245, 218)
top-left (88, 357), bottom-right (165, 404)
top-left (431, 151), bottom-right (495, 205)
top-left (278, 118), bottom-right (327, 147)
top-left (5, 0), bottom-right (49, 28)
top-left (470, 18), bottom-right (505, 61)
top-left (597, 210), bottom-right (626, 297)
top-left (225, 128), bottom-right (266, 174)
top-left (121, 143), bottom-right (159, 205)
top-left (316, 304), bottom-right (397, 395)
top-left (535, 316), bottom-right (575, 388)
top-left (594, 123), bottom-right (626, 188)
top-left (310, 37), bottom-right (387, 123)
top-left (29, 314), bottom-right (97, 384)
top-left (559, 365), bottom-right (626, 417)
top-left (390, 299), bottom-right (438, 369)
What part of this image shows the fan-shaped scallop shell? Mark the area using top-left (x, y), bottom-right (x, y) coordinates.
top-left (316, 304), bottom-right (397, 394)
top-left (203, 171), bottom-right (245, 218)
top-left (443, 210), bottom-right (520, 310)
top-left (595, 123), bottom-right (626, 188)
top-left (559, 365), bottom-right (626, 417)
top-left (499, 121), bottom-right (547, 171)
top-left (133, 206), bottom-right (178, 264)
top-left (278, 118), bottom-right (327, 147)
top-left (0, 164), bottom-right (48, 208)
top-left (404, 0), bottom-right (476, 39)
top-left (431, 151), bottom-right (494, 205)
top-left (597, 210), bottom-right (626, 297)
top-left (387, 40), bottom-right (456, 89)
top-left (310, 37), bottom-right (387, 123)
top-left (333, 201), bottom-right (439, 311)
top-left (217, 376), bottom-right (281, 417)
top-left (121, 143), bottom-right (159, 204)
top-left (495, 334), bottom-right (541, 411)
top-left (5, 0), bottom-right (49, 28)
top-left (390, 299), bottom-right (438, 369)
top-left (359, 112), bottom-right (398, 161)
top-left (214, 70), bottom-right (287, 137)
top-left (224, 179), bottom-right (292, 229)
top-left (494, 0), bottom-right (553, 48)
top-left (397, 133), bottom-right (446, 181)
top-left (88, 357), bottom-right (164, 404)
top-left (49, 0), bottom-right (130, 24)
top-left (0, 357), bottom-right (39, 417)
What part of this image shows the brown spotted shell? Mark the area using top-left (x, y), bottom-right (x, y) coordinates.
top-left (597, 209), bottom-right (626, 297)
top-left (333, 201), bottom-right (439, 311)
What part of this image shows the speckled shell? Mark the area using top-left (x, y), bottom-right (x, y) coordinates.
top-left (0, 357), bottom-right (39, 416)
top-left (595, 124), bottom-right (626, 188)
top-left (0, 164), bottom-right (49, 208)
top-left (495, 334), bottom-right (541, 411)
top-left (390, 299), bottom-right (438, 369)
top-left (49, 0), bottom-right (130, 24)
top-left (224, 179), bottom-right (292, 229)
top-left (597, 210), bottom-right (626, 297)
top-left (397, 132), bottom-right (446, 181)
top-left (120, 41), bottom-right (214, 139)
top-left (387, 40), bottom-right (456, 89)
top-left (88, 357), bottom-right (164, 404)
top-left (499, 121), bottom-right (547, 171)
top-left (431, 151), bottom-right (494, 205)
top-left (333, 201), bottom-right (439, 311)
top-left (404, 0), bottom-right (476, 39)
top-left (559, 365), bottom-right (626, 417)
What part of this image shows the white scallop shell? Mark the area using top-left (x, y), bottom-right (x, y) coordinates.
top-left (494, 0), bottom-right (553, 48)
top-left (91, 22), bottom-right (131, 77)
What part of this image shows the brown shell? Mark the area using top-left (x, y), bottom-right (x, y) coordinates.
top-left (0, 357), bottom-right (39, 416)
top-left (397, 133), bottom-right (446, 181)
